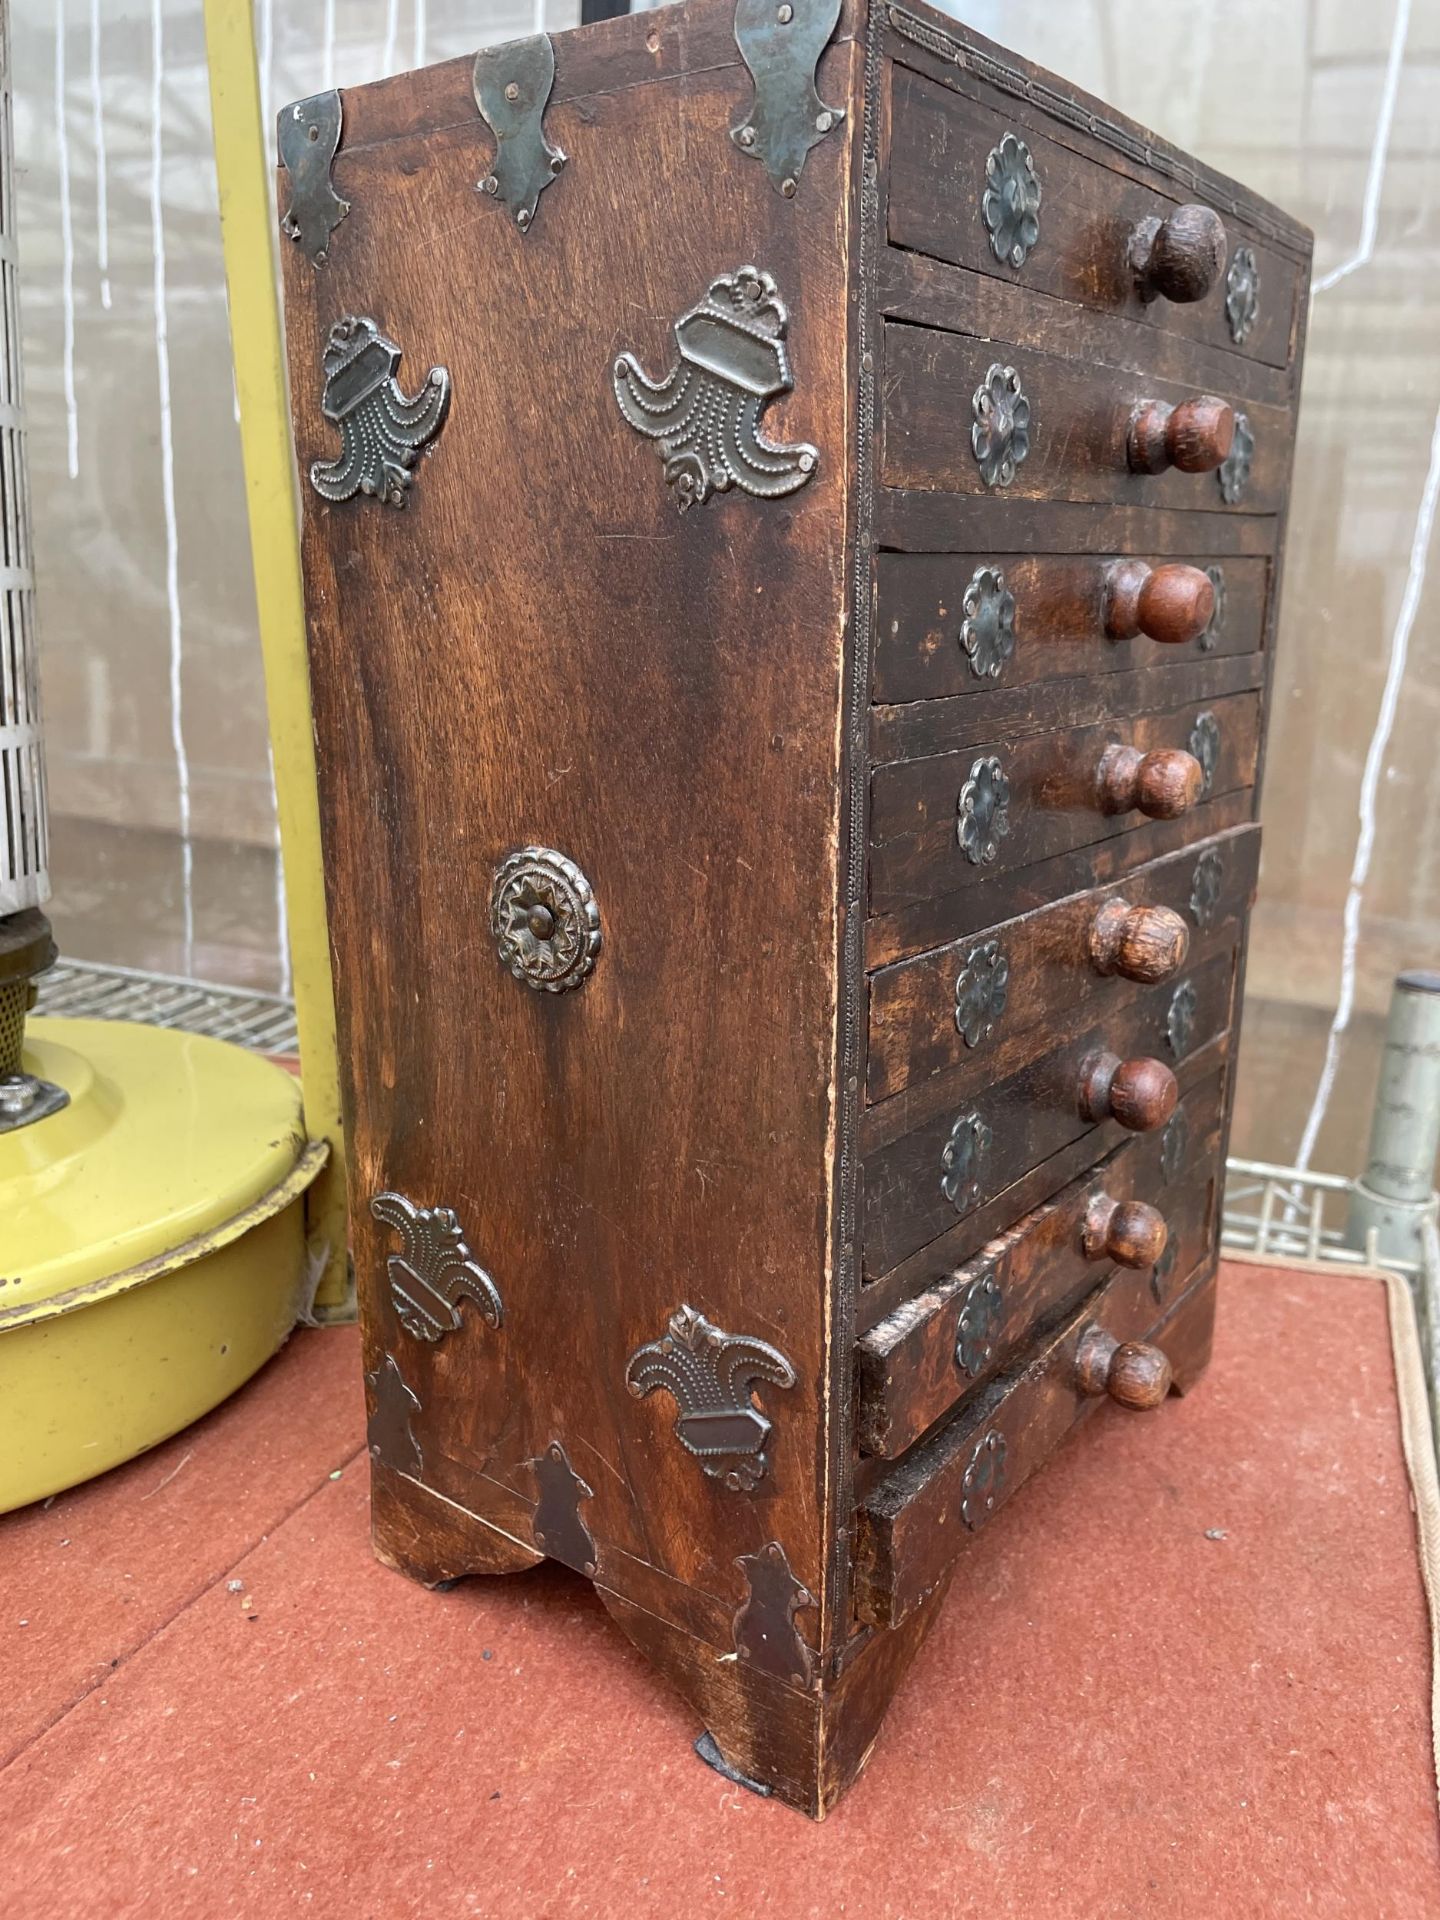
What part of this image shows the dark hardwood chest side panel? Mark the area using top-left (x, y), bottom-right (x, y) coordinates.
top-left (281, 44), bottom-right (860, 1614)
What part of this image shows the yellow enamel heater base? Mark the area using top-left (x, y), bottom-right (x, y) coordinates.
top-left (0, 1017), bottom-right (328, 1514)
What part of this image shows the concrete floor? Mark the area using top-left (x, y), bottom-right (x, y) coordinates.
top-left (3, 1260), bottom-right (1436, 1917)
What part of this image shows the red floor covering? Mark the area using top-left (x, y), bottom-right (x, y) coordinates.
top-left (3, 1259), bottom-right (1437, 1918)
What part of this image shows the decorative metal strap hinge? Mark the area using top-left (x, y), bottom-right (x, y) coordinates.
top-left (370, 1192), bottom-right (504, 1341)
top-left (279, 90), bottom-right (349, 265)
top-left (625, 1304), bottom-right (797, 1491)
top-left (310, 317), bottom-right (451, 507)
top-left (473, 35), bottom-right (566, 233)
top-left (613, 266), bottom-right (819, 512)
top-left (730, 0), bottom-right (845, 196)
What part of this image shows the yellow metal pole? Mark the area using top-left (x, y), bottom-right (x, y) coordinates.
top-left (202, 0), bottom-right (349, 1308)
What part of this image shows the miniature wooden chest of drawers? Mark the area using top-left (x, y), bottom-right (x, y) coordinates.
top-left (279, 0), bottom-right (1310, 1817)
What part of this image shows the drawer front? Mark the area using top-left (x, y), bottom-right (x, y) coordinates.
top-left (854, 1258), bottom-right (1219, 1629)
top-left (873, 551), bottom-right (1268, 708)
top-left (881, 321), bottom-right (1289, 513)
top-left (856, 1072), bottom-right (1223, 1459)
top-left (888, 65), bottom-right (1300, 374)
top-left (862, 948), bottom-right (1235, 1280)
top-left (867, 825), bottom-right (1258, 1106)
top-left (870, 690), bottom-right (1260, 917)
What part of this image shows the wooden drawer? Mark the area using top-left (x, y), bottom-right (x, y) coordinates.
top-left (880, 320), bottom-right (1289, 513)
top-left (870, 688), bottom-right (1260, 917)
top-left (856, 1072), bottom-right (1223, 1458)
top-left (867, 825), bottom-right (1258, 1107)
top-left (887, 64), bottom-right (1301, 374)
top-left (873, 550), bottom-right (1268, 708)
top-left (861, 947), bottom-right (1235, 1280)
top-left (853, 1257), bottom-right (1220, 1629)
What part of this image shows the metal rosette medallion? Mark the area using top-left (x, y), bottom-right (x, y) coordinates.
top-left (491, 846), bottom-right (601, 993)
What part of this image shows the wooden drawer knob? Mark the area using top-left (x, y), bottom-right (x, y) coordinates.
top-left (1088, 899), bottom-right (1190, 983)
top-left (1075, 1326), bottom-right (1174, 1409)
top-left (1082, 1192), bottom-right (1169, 1268)
top-left (1103, 561), bottom-right (1215, 645)
top-left (1079, 1051), bottom-right (1178, 1132)
top-left (1127, 395), bottom-right (1234, 475)
top-left (1128, 204), bottom-right (1228, 305)
top-left (1095, 744), bottom-right (1203, 819)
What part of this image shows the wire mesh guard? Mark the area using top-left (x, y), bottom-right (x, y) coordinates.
top-left (35, 959), bottom-right (298, 1056)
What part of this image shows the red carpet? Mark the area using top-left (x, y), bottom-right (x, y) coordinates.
top-left (3, 1261), bottom-right (1436, 1917)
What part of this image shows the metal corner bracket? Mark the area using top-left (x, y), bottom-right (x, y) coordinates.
top-left (473, 35), bottom-right (566, 233)
top-left (730, 0), bottom-right (846, 195)
top-left (278, 89), bottom-right (350, 265)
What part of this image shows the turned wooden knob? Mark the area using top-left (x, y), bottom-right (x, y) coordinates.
top-left (1075, 1327), bottom-right (1174, 1409)
top-left (1127, 395), bottom-right (1234, 475)
top-left (1082, 1192), bottom-right (1169, 1268)
top-left (1103, 561), bottom-right (1215, 645)
top-left (1128, 204), bottom-right (1227, 304)
top-left (1079, 1052), bottom-right (1178, 1132)
top-left (1088, 899), bottom-right (1190, 983)
top-left (1095, 744), bottom-right (1203, 819)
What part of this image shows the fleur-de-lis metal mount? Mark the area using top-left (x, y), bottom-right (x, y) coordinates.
top-left (1218, 410), bottom-right (1254, 504)
top-left (473, 34), bottom-right (566, 233)
top-left (279, 90), bottom-right (349, 264)
top-left (941, 1110), bottom-right (991, 1214)
top-left (613, 267), bottom-right (819, 512)
top-left (370, 1191), bottom-right (504, 1342)
top-left (971, 363), bottom-right (1031, 488)
top-left (625, 1304), bottom-right (797, 1492)
top-left (310, 317), bottom-right (451, 508)
top-left (1225, 245), bottom-right (1261, 345)
top-left (729, 0), bottom-right (845, 196)
top-left (981, 132), bottom-right (1041, 268)
top-left (954, 938), bottom-right (1009, 1048)
top-left (960, 565), bottom-right (1017, 681)
top-left (957, 754), bottom-right (1012, 866)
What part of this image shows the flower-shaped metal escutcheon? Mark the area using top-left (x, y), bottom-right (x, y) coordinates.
top-left (941, 1110), bottom-right (991, 1215)
top-left (954, 1273), bottom-right (1004, 1378)
top-left (491, 846), bottom-right (601, 993)
top-left (1218, 409), bottom-right (1254, 504)
top-left (957, 754), bottom-right (1012, 866)
top-left (971, 363), bottom-right (1031, 489)
top-left (1189, 847), bottom-right (1225, 930)
top-left (1166, 978), bottom-right (1199, 1060)
top-left (981, 132), bottom-right (1041, 269)
top-left (1225, 245), bottom-right (1261, 346)
top-left (1161, 1107), bottom-right (1190, 1185)
top-left (961, 1428), bottom-right (1007, 1530)
top-left (1199, 564), bottom-right (1226, 652)
top-left (1189, 710), bottom-right (1221, 795)
top-left (1150, 1235), bottom-right (1178, 1305)
top-left (954, 938), bottom-right (1010, 1049)
top-left (960, 565), bottom-right (1017, 681)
